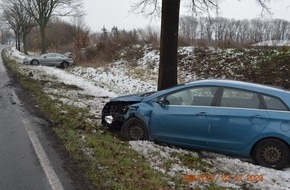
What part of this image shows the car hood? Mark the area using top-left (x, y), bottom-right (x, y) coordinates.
top-left (23, 57), bottom-right (33, 60)
top-left (110, 92), bottom-right (155, 102)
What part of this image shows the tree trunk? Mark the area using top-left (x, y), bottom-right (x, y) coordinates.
top-left (158, 0), bottom-right (180, 90)
top-left (17, 34), bottom-right (21, 51)
top-left (22, 33), bottom-right (28, 54)
top-left (39, 25), bottom-right (46, 54)
top-left (15, 31), bottom-right (20, 51)
top-left (15, 37), bottom-right (18, 50)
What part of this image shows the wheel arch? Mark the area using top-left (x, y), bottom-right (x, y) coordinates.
top-left (124, 107), bottom-right (152, 130)
top-left (61, 61), bottom-right (69, 68)
top-left (121, 116), bottom-right (149, 140)
top-left (250, 136), bottom-right (290, 156)
top-left (123, 115), bottom-right (149, 131)
top-left (250, 136), bottom-right (290, 169)
top-left (30, 59), bottom-right (39, 65)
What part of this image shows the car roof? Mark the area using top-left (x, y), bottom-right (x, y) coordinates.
top-left (41, 53), bottom-right (62, 56)
top-left (146, 79), bottom-right (290, 104)
top-left (186, 79), bottom-right (290, 94)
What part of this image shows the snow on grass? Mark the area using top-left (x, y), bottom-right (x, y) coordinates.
top-left (69, 63), bottom-right (157, 96)
top-left (252, 40), bottom-right (290, 47)
top-left (6, 46), bottom-right (290, 189)
top-left (130, 141), bottom-right (290, 190)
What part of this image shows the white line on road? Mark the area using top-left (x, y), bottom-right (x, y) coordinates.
top-left (27, 129), bottom-right (64, 190)
top-left (13, 91), bottom-right (64, 190)
top-left (1, 47), bottom-right (64, 190)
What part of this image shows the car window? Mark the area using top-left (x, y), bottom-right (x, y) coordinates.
top-left (220, 88), bottom-right (260, 109)
top-left (262, 95), bottom-right (288, 111)
top-left (166, 86), bottom-right (217, 106)
top-left (46, 54), bottom-right (54, 57)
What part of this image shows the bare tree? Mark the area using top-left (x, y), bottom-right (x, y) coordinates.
top-left (20, 0), bottom-right (84, 54)
top-left (1, 1), bottom-right (20, 49)
top-left (138, 26), bottom-right (159, 45)
top-left (45, 18), bottom-right (76, 50)
top-left (1, 0), bottom-right (36, 53)
top-left (179, 16), bottom-right (199, 45)
top-left (131, 0), bottom-right (275, 90)
top-left (1, 0), bottom-right (33, 51)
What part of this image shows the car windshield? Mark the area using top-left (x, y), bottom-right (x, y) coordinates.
top-left (139, 91), bottom-right (156, 97)
top-left (142, 83), bottom-right (189, 98)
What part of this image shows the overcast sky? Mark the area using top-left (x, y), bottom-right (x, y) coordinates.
top-left (83, 0), bottom-right (290, 32)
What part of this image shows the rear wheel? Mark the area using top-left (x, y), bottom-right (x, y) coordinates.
top-left (252, 138), bottom-right (290, 169)
top-left (30, 59), bottom-right (39, 65)
top-left (121, 118), bottom-right (148, 141)
top-left (61, 62), bottom-right (69, 68)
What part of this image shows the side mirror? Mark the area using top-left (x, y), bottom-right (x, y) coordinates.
top-left (156, 97), bottom-right (169, 106)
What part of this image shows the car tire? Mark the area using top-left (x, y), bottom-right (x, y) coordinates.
top-left (61, 62), bottom-right (69, 68)
top-left (252, 138), bottom-right (290, 169)
top-left (31, 59), bottom-right (39, 65)
top-left (121, 118), bottom-right (149, 141)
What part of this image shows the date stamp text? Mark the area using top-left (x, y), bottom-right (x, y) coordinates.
top-left (184, 174), bottom-right (264, 183)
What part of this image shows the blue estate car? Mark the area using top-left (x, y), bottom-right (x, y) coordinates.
top-left (102, 79), bottom-right (290, 169)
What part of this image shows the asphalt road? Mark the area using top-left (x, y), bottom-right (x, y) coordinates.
top-left (0, 46), bottom-right (74, 190)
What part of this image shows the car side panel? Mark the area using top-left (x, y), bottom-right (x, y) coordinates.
top-left (264, 110), bottom-right (290, 145)
top-left (149, 104), bottom-right (213, 147)
top-left (38, 56), bottom-right (49, 65)
top-left (208, 108), bottom-right (269, 152)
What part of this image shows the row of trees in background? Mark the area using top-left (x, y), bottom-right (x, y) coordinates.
top-left (7, 15), bottom-right (290, 62)
top-left (179, 17), bottom-right (290, 47)
top-left (0, 0), bottom-right (84, 54)
top-left (3, 13), bottom-right (290, 55)
top-left (2, 0), bottom-right (287, 54)
top-left (87, 16), bottom-right (290, 63)
top-left (0, 0), bottom-right (283, 90)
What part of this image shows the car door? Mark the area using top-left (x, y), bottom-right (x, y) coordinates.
top-left (46, 54), bottom-right (57, 66)
top-left (149, 86), bottom-right (217, 148)
top-left (40, 54), bottom-right (51, 65)
top-left (208, 87), bottom-right (269, 151)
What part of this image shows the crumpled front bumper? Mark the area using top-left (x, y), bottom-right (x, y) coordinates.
top-left (101, 101), bottom-right (138, 130)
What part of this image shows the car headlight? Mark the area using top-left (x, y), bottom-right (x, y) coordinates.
top-left (104, 115), bottom-right (114, 124)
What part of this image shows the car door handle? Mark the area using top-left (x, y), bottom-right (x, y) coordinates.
top-left (251, 115), bottom-right (264, 119)
top-left (195, 112), bottom-right (209, 117)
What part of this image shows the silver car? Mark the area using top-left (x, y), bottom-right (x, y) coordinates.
top-left (23, 53), bottom-right (74, 68)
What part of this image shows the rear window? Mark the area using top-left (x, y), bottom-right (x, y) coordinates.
top-left (262, 95), bottom-right (288, 111)
top-left (220, 88), bottom-right (260, 109)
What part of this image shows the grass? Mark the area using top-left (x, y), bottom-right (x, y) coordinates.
top-left (171, 152), bottom-right (213, 172)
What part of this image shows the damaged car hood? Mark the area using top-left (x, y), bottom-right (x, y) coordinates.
top-left (110, 92), bottom-right (156, 102)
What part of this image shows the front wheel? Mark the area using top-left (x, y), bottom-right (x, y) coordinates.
top-left (121, 118), bottom-right (148, 141)
top-left (252, 138), bottom-right (290, 169)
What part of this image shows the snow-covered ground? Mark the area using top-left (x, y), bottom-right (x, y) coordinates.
top-left (5, 46), bottom-right (290, 189)
top-left (252, 40), bottom-right (290, 47)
